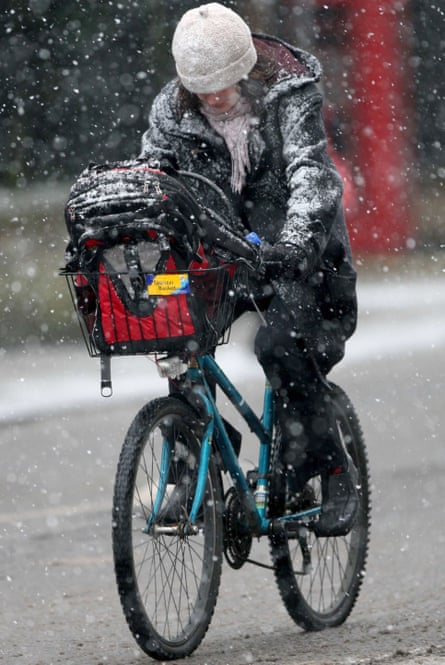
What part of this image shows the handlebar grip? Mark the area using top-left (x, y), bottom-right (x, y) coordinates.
top-left (199, 213), bottom-right (259, 263)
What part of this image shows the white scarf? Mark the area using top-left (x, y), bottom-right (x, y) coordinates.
top-left (200, 96), bottom-right (252, 194)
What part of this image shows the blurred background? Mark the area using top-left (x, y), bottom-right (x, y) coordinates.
top-left (0, 0), bottom-right (443, 348)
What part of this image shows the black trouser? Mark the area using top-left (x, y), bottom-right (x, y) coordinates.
top-left (254, 284), bottom-right (348, 486)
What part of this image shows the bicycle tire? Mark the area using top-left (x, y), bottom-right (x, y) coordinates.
top-left (269, 382), bottom-right (370, 630)
top-left (112, 397), bottom-right (224, 660)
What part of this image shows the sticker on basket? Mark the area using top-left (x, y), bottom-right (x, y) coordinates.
top-left (146, 273), bottom-right (191, 295)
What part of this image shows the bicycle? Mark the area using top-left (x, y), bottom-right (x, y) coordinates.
top-left (63, 171), bottom-right (370, 662)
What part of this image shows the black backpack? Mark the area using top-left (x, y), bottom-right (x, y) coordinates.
top-left (62, 159), bottom-right (256, 360)
top-left (64, 158), bottom-right (257, 269)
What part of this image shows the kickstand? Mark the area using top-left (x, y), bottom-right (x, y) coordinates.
top-left (100, 355), bottom-right (113, 397)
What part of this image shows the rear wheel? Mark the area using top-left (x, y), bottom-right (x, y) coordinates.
top-left (112, 397), bottom-right (223, 660)
top-left (269, 383), bottom-right (370, 630)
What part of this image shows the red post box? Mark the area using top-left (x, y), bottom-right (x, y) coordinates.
top-left (294, 0), bottom-right (415, 252)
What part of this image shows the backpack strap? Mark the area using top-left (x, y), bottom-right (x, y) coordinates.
top-left (123, 243), bottom-right (146, 298)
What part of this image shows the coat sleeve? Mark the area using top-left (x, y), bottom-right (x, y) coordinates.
top-left (277, 84), bottom-right (344, 272)
top-left (139, 82), bottom-right (180, 167)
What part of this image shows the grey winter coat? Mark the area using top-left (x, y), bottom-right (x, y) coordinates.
top-left (140, 34), bottom-right (357, 344)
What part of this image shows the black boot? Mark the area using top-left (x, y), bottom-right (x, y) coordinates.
top-left (313, 454), bottom-right (360, 537)
top-left (273, 375), bottom-right (360, 536)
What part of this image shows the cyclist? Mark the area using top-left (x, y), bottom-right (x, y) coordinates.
top-left (139, 2), bottom-right (359, 536)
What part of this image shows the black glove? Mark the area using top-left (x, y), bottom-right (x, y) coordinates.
top-left (261, 241), bottom-right (309, 279)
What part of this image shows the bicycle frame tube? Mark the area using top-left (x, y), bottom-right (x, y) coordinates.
top-left (200, 355), bottom-right (272, 442)
top-left (187, 377), bottom-right (262, 532)
top-left (187, 354), bottom-right (321, 536)
top-left (145, 439), bottom-right (171, 533)
top-left (187, 390), bottom-right (215, 525)
top-left (199, 355), bottom-right (275, 533)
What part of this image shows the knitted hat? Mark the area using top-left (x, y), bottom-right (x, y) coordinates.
top-left (172, 3), bottom-right (257, 94)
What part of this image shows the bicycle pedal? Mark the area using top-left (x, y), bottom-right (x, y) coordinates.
top-left (283, 521), bottom-right (308, 538)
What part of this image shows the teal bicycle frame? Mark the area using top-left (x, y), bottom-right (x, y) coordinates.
top-left (152, 352), bottom-right (321, 537)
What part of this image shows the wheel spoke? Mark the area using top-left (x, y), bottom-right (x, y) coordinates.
top-left (113, 398), bottom-right (223, 659)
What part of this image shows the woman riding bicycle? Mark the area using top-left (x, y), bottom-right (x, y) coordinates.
top-left (139, 2), bottom-right (359, 537)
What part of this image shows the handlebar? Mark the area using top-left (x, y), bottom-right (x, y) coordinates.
top-left (71, 167), bottom-right (261, 267)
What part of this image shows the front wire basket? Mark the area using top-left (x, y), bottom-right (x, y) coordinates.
top-left (64, 263), bottom-right (247, 358)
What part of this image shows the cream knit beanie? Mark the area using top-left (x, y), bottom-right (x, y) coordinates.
top-left (172, 3), bottom-right (257, 94)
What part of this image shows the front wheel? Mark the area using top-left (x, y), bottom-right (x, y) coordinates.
top-left (269, 383), bottom-right (370, 630)
top-left (112, 397), bottom-right (224, 660)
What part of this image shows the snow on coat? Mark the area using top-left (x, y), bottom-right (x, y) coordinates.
top-left (140, 34), bottom-right (357, 342)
